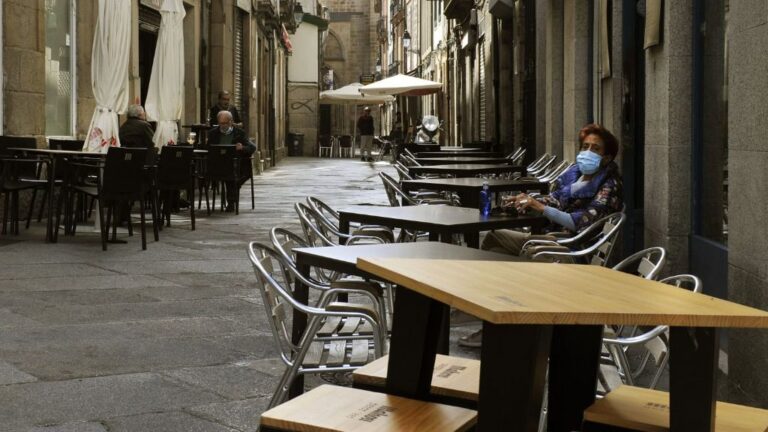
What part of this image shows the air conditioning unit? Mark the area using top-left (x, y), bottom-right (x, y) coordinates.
top-left (489, 0), bottom-right (515, 19)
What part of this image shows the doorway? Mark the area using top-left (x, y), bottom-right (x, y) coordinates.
top-left (138, 5), bottom-right (161, 105)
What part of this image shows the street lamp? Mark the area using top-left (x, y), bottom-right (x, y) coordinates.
top-left (293, 3), bottom-right (304, 26)
top-left (375, 57), bottom-right (382, 74)
top-left (402, 30), bottom-right (411, 49)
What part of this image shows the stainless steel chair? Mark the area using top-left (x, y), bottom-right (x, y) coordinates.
top-left (528, 212), bottom-right (626, 265)
top-left (306, 196), bottom-right (394, 243)
top-left (602, 274), bottom-right (702, 390)
top-left (248, 242), bottom-right (385, 408)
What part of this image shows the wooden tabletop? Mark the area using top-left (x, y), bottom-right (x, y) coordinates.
top-left (295, 241), bottom-right (515, 278)
top-left (414, 157), bottom-right (515, 165)
top-left (356, 258), bottom-right (768, 328)
top-left (338, 205), bottom-right (545, 232)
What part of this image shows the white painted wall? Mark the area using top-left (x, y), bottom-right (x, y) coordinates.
top-left (288, 24), bottom-right (319, 83)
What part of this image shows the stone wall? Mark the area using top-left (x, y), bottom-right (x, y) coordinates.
top-left (726, 0), bottom-right (768, 408)
top-left (562, 0), bottom-right (590, 162)
top-left (4, 0), bottom-right (45, 140)
top-left (642, 0), bottom-right (693, 275)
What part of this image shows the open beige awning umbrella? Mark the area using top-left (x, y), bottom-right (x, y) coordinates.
top-left (358, 74), bottom-right (442, 96)
top-left (319, 83), bottom-right (395, 105)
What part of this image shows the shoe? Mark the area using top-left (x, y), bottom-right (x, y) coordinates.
top-left (458, 329), bottom-right (482, 348)
top-left (450, 309), bottom-right (480, 327)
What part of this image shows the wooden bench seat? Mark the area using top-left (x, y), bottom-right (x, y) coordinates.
top-left (259, 384), bottom-right (477, 432)
top-left (583, 385), bottom-right (768, 431)
top-left (352, 354), bottom-right (480, 407)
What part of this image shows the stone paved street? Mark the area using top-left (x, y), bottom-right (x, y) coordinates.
top-left (0, 157), bottom-right (481, 431)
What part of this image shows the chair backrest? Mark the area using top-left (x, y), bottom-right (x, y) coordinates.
top-left (339, 135), bottom-right (352, 148)
top-left (205, 145), bottom-right (239, 180)
top-left (379, 172), bottom-right (415, 206)
top-left (157, 145), bottom-right (193, 188)
top-left (318, 135), bottom-right (332, 148)
top-left (248, 242), bottom-right (308, 362)
top-left (0, 136), bottom-right (36, 157)
top-left (613, 247), bottom-right (667, 280)
top-left (306, 196), bottom-right (340, 221)
top-left (401, 154), bottom-right (420, 167)
top-left (526, 153), bottom-right (550, 171)
top-left (102, 147), bottom-right (148, 195)
top-left (659, 274), bottom-right (702, 294)
top-left (305, 197), bottom-right (346, 239)
top-left (394, 163), bottom-right (413, 181)
top-left (294, 202), bottom-right (335, 246)
top-left (404, 148), bottom-right (416, 159)
top-left (270, 227), bottom-right (311, 286)
top-left (48, 138), bottom-right (85, 151)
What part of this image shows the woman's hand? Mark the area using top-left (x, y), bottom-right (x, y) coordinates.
top-left (514, 193), bottom-right (546, 213)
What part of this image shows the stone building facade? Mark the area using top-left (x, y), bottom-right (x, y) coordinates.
top-left (386, 0), bottom-right (767, 407)
top-left (2, 0), bottom-right (292, 164)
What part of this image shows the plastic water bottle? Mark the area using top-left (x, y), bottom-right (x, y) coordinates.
top-left (479, 181), bottom-right (491, 216)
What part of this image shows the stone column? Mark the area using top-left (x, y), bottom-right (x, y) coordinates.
top-left (726, 0), bottom-right (768, 407)
top-left (544, 0), bottom-right (564, 158)
top-left (4, 0), bottom-right (45, 138)
top-left (642, 0), bottom-right (693, 274)
top-left (562, 0), bottom-right (590, 161)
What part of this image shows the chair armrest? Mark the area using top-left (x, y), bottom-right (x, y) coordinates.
top-left (603, 325), bottom-right (668, 346)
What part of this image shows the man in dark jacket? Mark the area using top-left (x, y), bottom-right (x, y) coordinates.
top-left (207, 110), bottom-right (256, 212)
top-left (357, 107), bottom-right (375, 162)
top-left (208, 91), bottom-right (242, 127)
top-left (119, 104), bottom-right (155, 150)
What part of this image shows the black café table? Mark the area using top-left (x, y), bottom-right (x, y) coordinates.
top-left (417, 151), bottom-right (503, 158)
top-left (9, 147), bottom-right (105, 243)
top-left (408, 163), bottom-right (525, 178)
top-left (414, 156), bottom-right (516, 165)
top-left (402, 178), bottom-right (548, 208)
top-left (338, 205), bottom-right (546, 248)
top-left (288, 241), bottom-right (518, 398)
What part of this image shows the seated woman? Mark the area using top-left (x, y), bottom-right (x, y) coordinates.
top-left (458, 124), bottom-right (623, 348)
top-left (482, 123), bottom-right (624, 256)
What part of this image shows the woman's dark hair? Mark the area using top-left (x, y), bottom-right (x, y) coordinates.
top-left (578, 123), bottom-right (619, 159)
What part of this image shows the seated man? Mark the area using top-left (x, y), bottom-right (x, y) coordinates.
top-left (458, 124), bottom-right (624, 348)
top-left (207, 111), bottom-right (256, 212)
top-left (119, 104), bottom-right (154, 150)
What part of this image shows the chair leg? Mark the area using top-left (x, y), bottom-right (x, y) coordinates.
top-left (250, 176), bottom-right (255, 210)
top-left (100, 200), bottom-right (108, 251)
top-left (151, 191), bottom-right (160, 241)
top-left (1, 193), bottom-right (8, 235)
top-left (125, 202), bottom-right (133, 237)
top-left (12, 192), bottom-right (20, 235)
top-left (25, 188), bottom-right (38, 229)
top-left (37, 188), bottom-right (48, 222)
top-left (139, 197), bottom-right (147, 250)
top-left (189, 186), bottom-right (196, 231)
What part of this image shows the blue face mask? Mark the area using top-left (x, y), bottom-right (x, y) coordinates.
top-left (577, 150), bottom-right (603, 175)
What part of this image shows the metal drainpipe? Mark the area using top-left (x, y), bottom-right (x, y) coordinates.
top-left (492, 17), bottom-right (501, 151)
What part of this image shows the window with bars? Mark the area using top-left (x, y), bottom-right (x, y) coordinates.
top-left (478, 38), bottom-right (487, 141)
top-left (233, 9), bottom-right (245, 117)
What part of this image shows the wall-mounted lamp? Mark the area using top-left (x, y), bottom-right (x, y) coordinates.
top-left (375, 57), bottom-right (382, 74)
top-left (402, 30), bottom-right (411, 49)
top-left (294, 3), bottom-right (304, 26)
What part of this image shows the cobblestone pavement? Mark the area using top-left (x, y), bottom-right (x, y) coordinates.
top-left (0, 157), bottom-right (481, 431)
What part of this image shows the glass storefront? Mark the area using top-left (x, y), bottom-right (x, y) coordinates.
top-left (44, 0), bottom-right (74, 137)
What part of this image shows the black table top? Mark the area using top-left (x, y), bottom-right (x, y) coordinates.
top-left (295, 241), bottom-right (514, 278)
top-left (414, 156), bottom-right (515, 165)
top-left (417, 151), bottom-right (503, 158)
top-left (409, 164), bottom-right (524, 177)
top-left (8, 147), bottom-right (105, 157)
top-left (402, 177), bottom-right (547, 191)
top-left (338, 205), bottom-right (545, 232)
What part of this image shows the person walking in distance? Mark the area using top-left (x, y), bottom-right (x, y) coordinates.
top-left (357, 106), bottom-right (375, 162)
